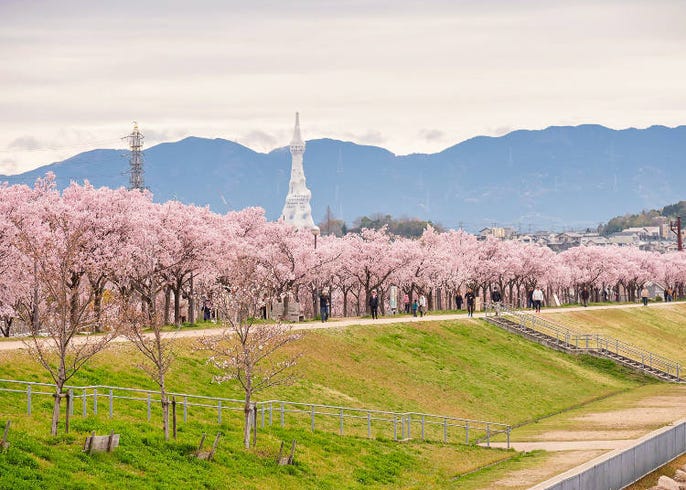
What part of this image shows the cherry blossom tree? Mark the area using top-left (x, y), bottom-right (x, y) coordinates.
top-left (3, 176), bottom-right (119, 435)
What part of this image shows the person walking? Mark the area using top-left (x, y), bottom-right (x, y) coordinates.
top-left (369, 290), bottom-right (380, 319)
top-left (418, 294), bottom-right (427, 317)
top-left (403, 293), bottom-right (410, 314)
top-left (580, 287), bottom-right (590, 307)
top-left (532, 287), bottom-right (544, 313)
top-left (641, 286), bottom-right (649, 306)
top-left (465, 288), bottom-right (476, 317)
top-left (411, 298), bottom-right (418, 317)
top-left (491, 288), bottom-right (502, 315)
top-left (319, 289), bottom-right (330, 322)
top-left (455, 292), bottom-right (463, 311)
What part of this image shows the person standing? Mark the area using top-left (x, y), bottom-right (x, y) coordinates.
top-left (580, 287), bottom-right (590, 307)
top-left (411, 298), bottom-right (418, 317)
top-left (465, 288), bottom-right (476, 317)
top-left (403, 293), bottom-right (410, 314)
top-left (418, 293), bottom-right (427, 317)
top-left (491, 288), bottom-right (502, 315)
top-left (641, 286), bottom-right (649, 306)
top-left (532, 287), bottom-right (544, 313)
top-left (319, 289), bottom-right (330, 322)
top-left (369, 290), bottom-right (379, 319)
top-left (202, 299), bottom-right (212, 321)
top-left (455, 292), bottom-right (463, 311)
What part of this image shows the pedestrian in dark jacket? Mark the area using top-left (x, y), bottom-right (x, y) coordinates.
top-left (369, 290), bottom-right (379, 319)
top-left (465, 289), bottom-right (476, 317)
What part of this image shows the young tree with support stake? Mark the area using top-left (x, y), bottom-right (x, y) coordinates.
top-left (197, 256), bottom-right (302, 449)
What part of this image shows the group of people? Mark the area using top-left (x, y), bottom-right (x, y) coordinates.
top-left (318, 284), bottom-right (555, 321)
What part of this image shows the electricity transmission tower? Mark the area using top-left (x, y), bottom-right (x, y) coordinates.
top-left (670, 217), bottom-right (683, 251)
top-left (124, 122), bottom-right (145, 190)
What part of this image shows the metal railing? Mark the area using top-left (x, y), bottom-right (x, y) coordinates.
top-left (486, 304), bottom-right (681, 381)
top-left (0, 378), bottom-right (511, 448)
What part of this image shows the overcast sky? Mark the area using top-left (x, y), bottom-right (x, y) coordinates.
top-left (1, 0), bottom-right (684, 175)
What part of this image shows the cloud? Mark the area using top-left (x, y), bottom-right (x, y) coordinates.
top-left (239, 130), bottom-right (279, 152)
top-left (491, 126), bottom-right (513, 137)
top-left (419, 129), bottom-right (445, 142)
top-left (7, 136), bottom-right (42, 150)
top-left (143, 128), bottom-right (189, 143)
top-left (0, 158), bottom-right (20, 175)
top-left (343, 130), bottom-right (386, 146)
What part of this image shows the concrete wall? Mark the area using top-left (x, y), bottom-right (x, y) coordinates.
top-left (531, 418), bottom-right (686, 490)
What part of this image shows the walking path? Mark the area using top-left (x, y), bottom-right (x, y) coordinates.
top-left (0, 300), bottom-right (679, 351)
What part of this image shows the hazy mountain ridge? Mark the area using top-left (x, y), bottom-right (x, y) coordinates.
top-left (2, 125), bottom-right (685, 232)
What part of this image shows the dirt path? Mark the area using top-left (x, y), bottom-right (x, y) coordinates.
top-left (487, 384), bottom-right (686, 488)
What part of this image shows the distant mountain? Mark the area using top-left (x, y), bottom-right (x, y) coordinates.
top-left (2, 125), bottom-right (685, 232)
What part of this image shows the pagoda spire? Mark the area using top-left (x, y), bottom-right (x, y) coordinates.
top-left (280, 112), bottom-right (319, 234)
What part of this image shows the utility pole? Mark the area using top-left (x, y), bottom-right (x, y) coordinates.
top-left (670, 217), bottom-right (683, 251)
top-left (124, 122), bottom-right (145, 190)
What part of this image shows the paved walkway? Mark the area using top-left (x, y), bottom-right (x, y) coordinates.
top-left (0, 300), bottom-right (680, 351)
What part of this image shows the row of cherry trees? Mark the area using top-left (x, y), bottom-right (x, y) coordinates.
top-left (2, 176), bottom-right (686, 435)
top-left (2, 176), bottom-right (686, 336)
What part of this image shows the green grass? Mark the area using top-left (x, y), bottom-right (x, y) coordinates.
top-left (543, 302), bottom-right (686, 365)
top-left (0, 316), bottom-right (662, 488)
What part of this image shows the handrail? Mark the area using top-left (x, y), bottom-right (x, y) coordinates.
top-left (486, 303), bottom-right (681, 381)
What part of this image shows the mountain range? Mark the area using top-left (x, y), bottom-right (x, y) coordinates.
top-left (2, 124), bottom-right (685, 232)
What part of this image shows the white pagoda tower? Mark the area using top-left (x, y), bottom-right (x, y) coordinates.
top-left (280, 113), bottom-right (320, 235)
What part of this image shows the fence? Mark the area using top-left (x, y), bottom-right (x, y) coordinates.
top-left (0, 378), bottom-right (510, 448)
top-left (534, 418), bottom-right (686, 490)
top-left (486, 304), bottom-right (682, 381)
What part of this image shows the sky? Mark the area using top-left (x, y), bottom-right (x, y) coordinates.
top-left (1, 0), bottom-right (684, 175)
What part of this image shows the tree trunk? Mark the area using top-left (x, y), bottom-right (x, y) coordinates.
top-left (164, 287), bottom-right (171, 325)
top-left (243, 398), bottom-right (253, 449)
top-left (51, 389), bottom-right (63, 436)
top-left (188, 275), bottom-right (195, 324)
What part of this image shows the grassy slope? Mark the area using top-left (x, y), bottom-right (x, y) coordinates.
top-left (0, 317), bottom-right (656, 489)
top-left (542, 303), bottom-right (686, 365)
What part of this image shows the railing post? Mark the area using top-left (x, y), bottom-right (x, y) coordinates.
top-left (507, 426), bottom-right (511, 449)
top-left (82, 388), bottom-right (87, 416)
top-left (367, 412), bottom-right (372, 439)
top-left (109, 389), bottom-right (113, 418)
top-left (311, 405), bottom-right (315, 432)
top-left (465, 421), bottom-right (469, 444)
top-left (421, 415), bottom-right (425, 440)
top-left (68, 388), bottom-right (74, 416)
top-left (261, 405), bottom-right (264, 428)
top-left (443, 418), bottom-right (447, 443)
top-left (678, 364), bottom-right (681, 381)
top-left (486, 423), bottom-right (491, 447)
top-left (393, 416), bottom-right (398, 441)
top-left (407, 415), bottom-right (411, 439)
top-left (280, 402), bottom-right (284, 427)
top-left (339, 408), bottom-right (344, 435)
top-left (27, 384), bottom-right (32, 415)
top-left (183, 396), bottom-right (188, 423)
top-left (147, 394), bottom-right (151, 421)
top-left (218, 400), bottom-right (222, 424)
top-left (269, 402), bottom-right (273, 426)
top-left (93, 388), bottom-right (98, 415)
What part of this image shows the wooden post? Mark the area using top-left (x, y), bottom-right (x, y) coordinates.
top-left (1, 420), bottom-right (10, 451)
top-left (172, 396), bottom-right (177, 440)
top-left (65, 392), bottom-right (71, 434)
